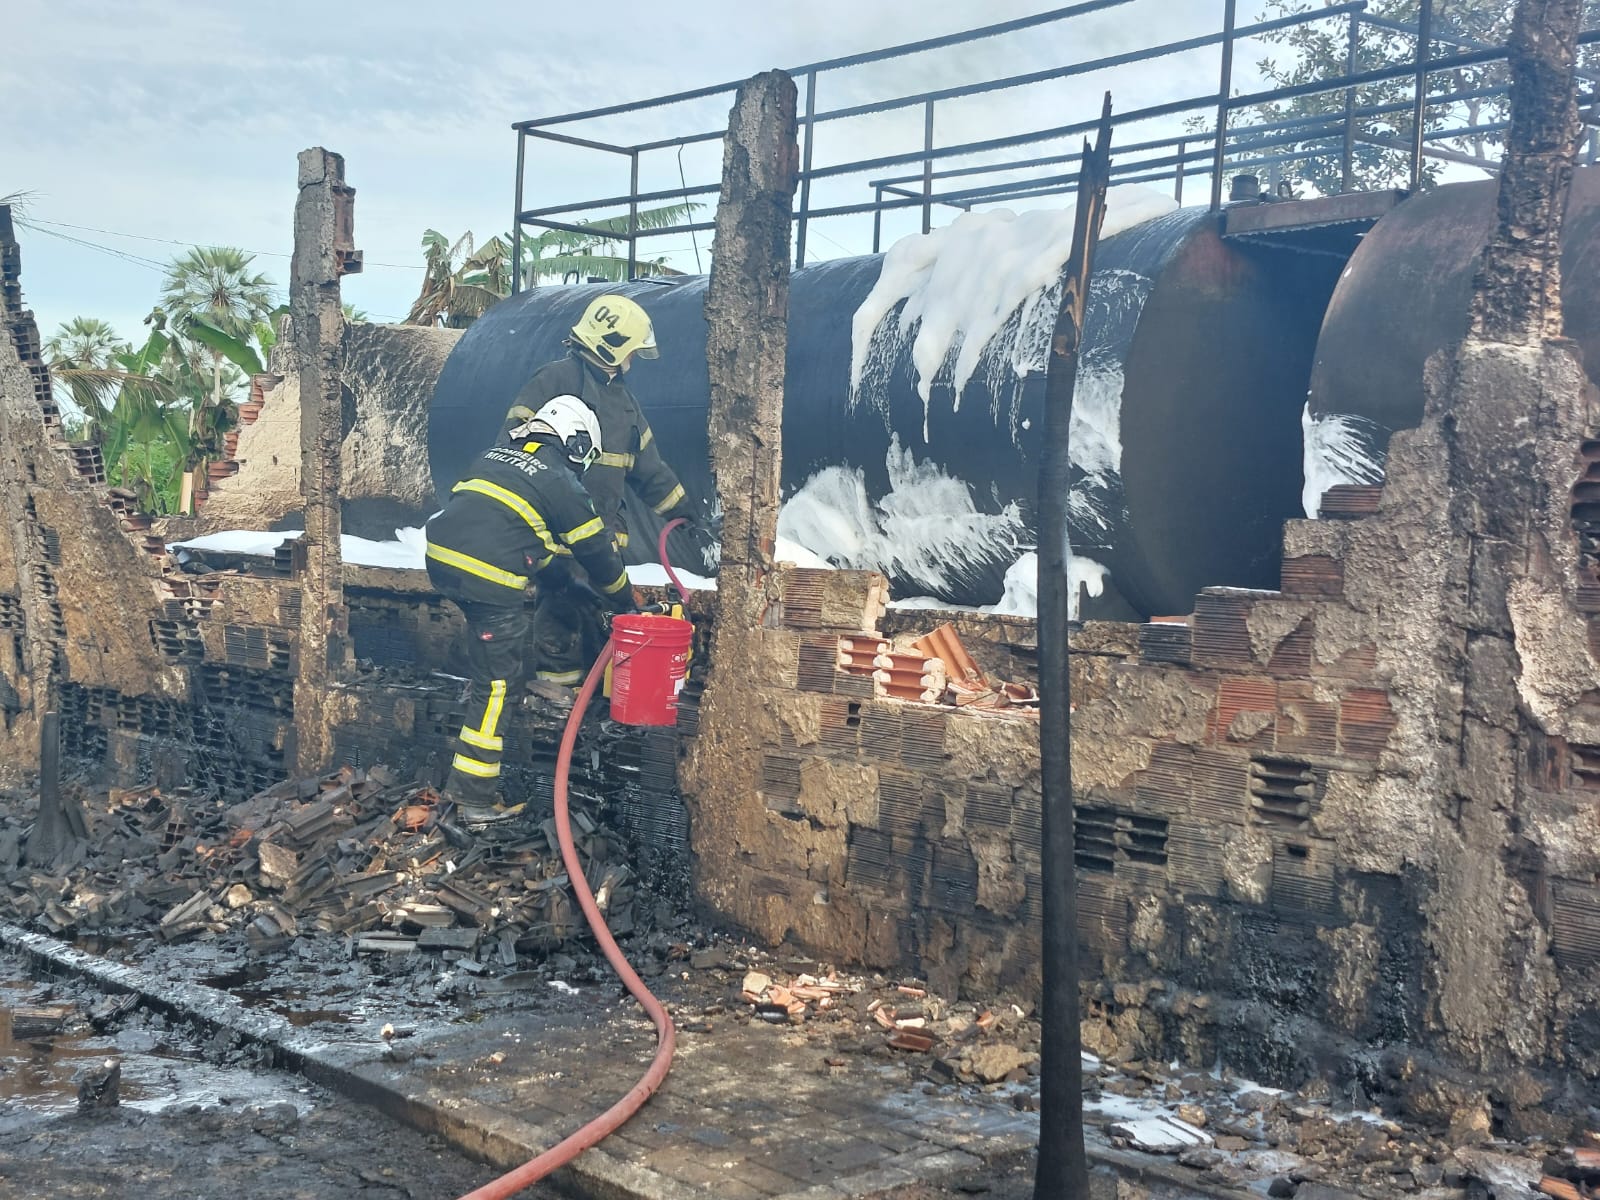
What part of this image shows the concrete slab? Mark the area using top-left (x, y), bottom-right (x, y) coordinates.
top-left (0, 922), bottom-right (1238, 1199)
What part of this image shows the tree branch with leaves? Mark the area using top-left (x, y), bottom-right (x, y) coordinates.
top-left (406, 203), bottom-right (701, 328)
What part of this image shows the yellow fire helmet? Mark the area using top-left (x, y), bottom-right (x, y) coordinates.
top-left (569, 294), bottom-right (660, 369)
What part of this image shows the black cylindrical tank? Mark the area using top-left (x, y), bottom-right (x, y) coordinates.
top-left (429, 206), bottom-right (1336, 617)
top-left (1306, 167), bottom-right (1600, 508)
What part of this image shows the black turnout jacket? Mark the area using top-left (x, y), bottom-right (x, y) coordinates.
top-left (504, 352), bottom-right (687, 548)
top-left (424, 439), bottom-right (633, 608)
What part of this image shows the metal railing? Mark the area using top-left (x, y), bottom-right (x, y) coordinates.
top-left (508, 0), bottom-right (1600, 287)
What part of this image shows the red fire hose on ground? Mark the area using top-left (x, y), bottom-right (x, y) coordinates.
top-left (455, 519), bottom-right (692, 1200)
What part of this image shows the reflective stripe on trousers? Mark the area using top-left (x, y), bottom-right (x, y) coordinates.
top-left (450, 678), bottom-right (508, 783)
top-left (442, 600), bottom-right (530, 805)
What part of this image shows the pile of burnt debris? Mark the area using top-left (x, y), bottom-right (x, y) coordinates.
top-left (730, 961), bottom-right (1035, 1085)
top-left (1539, 1146), bottom-right (1600, 1200)
top-left (710, 954), bottom-right (1600, 1199)
top-left (0, 764), bottom-right (646, 966)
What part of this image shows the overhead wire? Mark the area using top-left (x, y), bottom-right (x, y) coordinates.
top-left (13, 219), bottom-right (170, 272)
top-left (20, 216), bottom-right (427, 270)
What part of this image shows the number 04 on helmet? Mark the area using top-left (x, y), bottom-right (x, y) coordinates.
top-left (569, 295), bottom-right (659, 370)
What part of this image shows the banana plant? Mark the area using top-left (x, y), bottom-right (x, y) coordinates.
top-left (54, 323), bottom-right (189, 509)
top-left (517, 204), bottom-right (698, 288)
top-left (406, 204), bottom-right (702, 328)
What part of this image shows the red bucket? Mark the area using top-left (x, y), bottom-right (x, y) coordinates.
top-left (609, 613), bottom-right (694, 726)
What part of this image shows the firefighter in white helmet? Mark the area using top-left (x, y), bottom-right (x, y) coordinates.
top-left (500, 294), bottom-right (699, 687)
top-left (424, 396), bottom-right (638, 829)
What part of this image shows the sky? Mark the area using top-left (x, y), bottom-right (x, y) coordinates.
top-left (3, 0), bottom-right (1285, 345)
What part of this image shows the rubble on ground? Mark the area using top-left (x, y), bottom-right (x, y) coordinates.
top-left (0, 765), bottom-right (643, 968)
top-left (0, 761), bottom-right (1583, 1198)
top-left (693, 951), bottom-right (1583, 1198)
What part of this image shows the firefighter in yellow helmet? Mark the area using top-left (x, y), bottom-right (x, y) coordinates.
top-left (501, 294), bottom-right (699, 687)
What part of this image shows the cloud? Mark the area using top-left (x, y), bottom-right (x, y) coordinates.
top-left (4, 0), bottom-right (1262, 335)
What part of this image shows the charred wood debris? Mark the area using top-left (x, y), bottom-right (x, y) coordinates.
top-left (1, 763), bottom-right (644, 965)
top-left (0, 756), bottom-right (1038, 1079)
top-left (7, 762), bottom-right (1600, 1197)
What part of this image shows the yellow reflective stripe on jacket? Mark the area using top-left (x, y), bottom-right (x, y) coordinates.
top-left (452, 478), bottom-right (550, 534)
top-left (651, 483), bottom-right (686, 515)
top-left (599, 569), bottom-right (630, 595)
top-left (425, 543), bottom-right (528, 590)
top-left (452, 752), bottom-right (501, 779)
top-left (639, 426), bottom-right (654, 449)
top-left (597, 451), bottom-right (635, 469)
top-left (534, 669), bottom-right (583, 685)
top-left (615, 530), bottom-right (630, 548)
top-left (564, 516), bottom-right (605, 544)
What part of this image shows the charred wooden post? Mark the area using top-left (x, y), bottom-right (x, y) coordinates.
top-left (1035, 94), bottom-right (1114, 1200)
top-left (704, 71), bottom-right (799, 622)
top-left (291, 149), bottom-right (360, 773)
top-left (1470, 0), bottom-right (1586, 344)
top-left (1424, 0), bottom-right (1595, 1064)
top-left (24, 710), bottom-right (85, 867)
top-left (679, 71), bottom-right (800, 919)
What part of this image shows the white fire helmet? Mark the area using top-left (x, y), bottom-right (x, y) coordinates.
top-left (526, 395), bottom-right (603, 470)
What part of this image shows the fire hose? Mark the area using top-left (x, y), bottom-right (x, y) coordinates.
top-left (455, 517), bottom-right (691, 1200)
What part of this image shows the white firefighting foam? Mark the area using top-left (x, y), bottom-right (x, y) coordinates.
top-left (777, 435), bottom-right (1029, 599)
top-left (848, 187), bottom-right (1179, 444)
top-left (986, 551), bottom-right (1108, 622)
top-left (1301, 403), bottom-right (1385, 518)
top-left (172, 527), bottom-right (721, 590)
top-left (174, 520), bottom-right (1098, 619)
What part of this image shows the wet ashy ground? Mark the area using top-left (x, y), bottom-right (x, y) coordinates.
top-left (0, 962), bottom-right (497, 1198)
top-left (0, 770), bottom-right (1575, 1200)
top-left (0, 921), bottom-right (1571, 1200)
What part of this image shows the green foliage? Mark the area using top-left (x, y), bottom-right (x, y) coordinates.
top-left (53, 317), bottom-right (187, 507)
top-left (520, 204), bottom-right (699, 288)
top-left (47, 244), bottom-right (279, 515)
top-left (1229, 0), bottom-right (1518, 194)
top-left (406, 203), bottom-right (701, 329)
top-left (255, 305), bottom-right (291, 363)
top-left (44, 317), bottom-right (127, 370)
top-left (161, 245), bottom-right (278, 443)
top-left (161, 246), bottom-right (276, 341)
top-left (182, 315), bottom-right (265, 376)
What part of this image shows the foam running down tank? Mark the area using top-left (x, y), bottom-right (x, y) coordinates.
top-left (428, 171), bottom-right (1600, 620)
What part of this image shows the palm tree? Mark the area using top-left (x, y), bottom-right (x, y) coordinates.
top-left (45, 317), bottom-right (131, 441)
top-left (160, 246), bottom-right (277, 427)
top-left (45, 317), bottom-right (127, 369)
